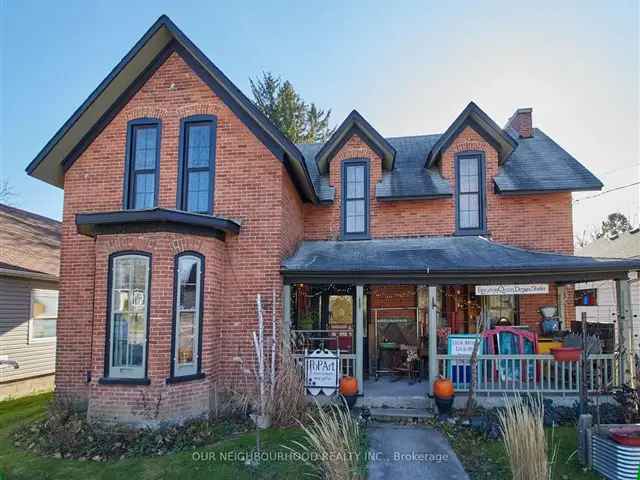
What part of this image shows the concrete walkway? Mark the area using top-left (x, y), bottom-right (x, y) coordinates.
top-left (367, 424), bottom-right (470, 480)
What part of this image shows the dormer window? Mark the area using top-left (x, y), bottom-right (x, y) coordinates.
top-left (124, 119), bottom-right (161, 210)
top-left (341, 159), bottom-right (370, 239)
top-left (455, 153), bottom-right (485, 234)
top-left (178, 115), bottom-right (217, 215)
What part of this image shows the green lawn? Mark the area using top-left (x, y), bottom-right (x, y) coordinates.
top-left (444, 422), bottom-right (601, 479)
top-left (0, 393), bottom-right (311, 480)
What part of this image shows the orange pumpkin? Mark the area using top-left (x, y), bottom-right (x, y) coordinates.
top-left (433, 376), bottom-right (454, 399)
top-left (339, 376), bottom-right (358, 396)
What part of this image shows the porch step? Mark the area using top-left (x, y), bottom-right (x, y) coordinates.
top-left (356, 395), bottom-right (428, 409)
top-left (366, 407), bottom-right (434, 422)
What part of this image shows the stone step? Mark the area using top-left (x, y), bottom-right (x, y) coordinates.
top-left (366, 407), bottom-right (434, 422)
top-left (356, 395), bottom-right (427, 409)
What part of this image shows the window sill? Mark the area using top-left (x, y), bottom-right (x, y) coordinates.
top-left (165, 372), bottom-right (206, 384)
top-left (98, 377), bottom-right (151, 386)
top-left (340, 234), bottom-right (371, 241)
top-left (454, 229), bottom-right (489, 237)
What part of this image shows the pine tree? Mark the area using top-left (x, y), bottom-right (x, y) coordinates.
top-left (250, 72), bottom-right (334, 144)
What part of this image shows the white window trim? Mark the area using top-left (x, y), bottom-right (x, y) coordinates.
top-left (108, 254), bottom-right (150, 379)
top-left (29, 288), bottom-right (58, 344)
top-left (173, 255), bottom-right (202, 377)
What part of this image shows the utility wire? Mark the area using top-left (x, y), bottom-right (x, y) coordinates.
top-left (573, 181), bottom-right (640, 203)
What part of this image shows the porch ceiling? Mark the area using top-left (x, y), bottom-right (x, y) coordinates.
top-left (281, 236), bottom-right (640, 285)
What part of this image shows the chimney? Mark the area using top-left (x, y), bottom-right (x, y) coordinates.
top-left (506, 107), bottom-right (533, 138)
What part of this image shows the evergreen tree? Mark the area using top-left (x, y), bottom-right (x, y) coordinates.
top-left (250, 72), bottom-right (334, 144)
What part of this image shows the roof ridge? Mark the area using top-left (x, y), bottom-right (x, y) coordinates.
top-left (0, 203), bottom-right (61, 227)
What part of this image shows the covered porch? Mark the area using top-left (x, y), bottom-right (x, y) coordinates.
top-left (281, 236), bottom-right (640, 402)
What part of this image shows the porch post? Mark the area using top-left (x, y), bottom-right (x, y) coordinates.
top-left (615, 279), bottom-right (634, 386)
top-left (428, 285), bottom-right (438, 396)
top-left (355, 285), bottom-right (365, 393)
top-left (282, 284), bottom-right (292, 355)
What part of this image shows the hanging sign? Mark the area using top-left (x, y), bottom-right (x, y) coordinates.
top-left (304, 349), bottom-right (339, 396)
top-left (475, 284), bottom-right (549, 296)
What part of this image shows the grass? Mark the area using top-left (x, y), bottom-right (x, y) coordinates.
top-left (0, 393), bottom-right (312, 480)
top-left (444, 423), bottom-right (600, 479)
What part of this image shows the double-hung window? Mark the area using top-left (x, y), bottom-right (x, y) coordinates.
top-left (341, 159), bottom-right (369, 239)
top-left (456, 153), bottom-right (485, 233)
top-left (178, 116), bottom-right (216, 214)
top-left (106, 253), bottom-right (151, 380)
top-left (124, 119), bottom-right (161, 210)
top-left (171, 253), bottom-right (204, 379)
top-left (29, 289), bottom-right (58, 342)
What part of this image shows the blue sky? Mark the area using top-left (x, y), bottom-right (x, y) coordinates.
top-left (1, 0), bottom-right (638, 237)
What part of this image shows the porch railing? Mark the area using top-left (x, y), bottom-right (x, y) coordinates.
top-left (291, 353), bottom-right (357, 378)
top-left (436, 353), bottom-right (618, 395)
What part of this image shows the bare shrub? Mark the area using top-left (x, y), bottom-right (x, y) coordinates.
top-left (497, 395), bottom-right (557, 480)
top-left (287, 399), bottom-right (365, 480)
top-left (209, 382), bottom-right (251, 420)
top-left (269, 349), bottom-right (308, 426)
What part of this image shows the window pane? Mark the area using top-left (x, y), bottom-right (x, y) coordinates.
top-left (459, 193), bottom-right (480, 228)
top-left (110, 256), bottom-right (149, 377)
top-left (175, 256), bottom-right (201, 372)
top-left (187, 124), bottom-right (211, 168)
top-left (32, 290), bottom-right (58, 319)
top-left (187, 171), bottom-right (209, 213)
top-left (177, 312), bottom-right (195, 365)
top-left (134, 127), bottom-right (157, 170)
top-left (346, 199), bottom-right (365, 233)
top-left (346, 165), bottom-right (365, 199)
top-left (32, 319), bottom-right (56, 339)
top-left (134, 173), bottom-right (155, 209)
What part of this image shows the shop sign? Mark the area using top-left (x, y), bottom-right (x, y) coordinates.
top-left (475, 284), bottom-right (549, 296)
top-left (304, 349), bottom-right (339, 396)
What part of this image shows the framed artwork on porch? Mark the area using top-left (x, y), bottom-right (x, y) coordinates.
top-left (447, 334), bottom-right (483, 385)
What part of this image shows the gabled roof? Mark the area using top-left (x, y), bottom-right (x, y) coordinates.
top-left (25, 15), bottom-right (318, 203)
top-left (0, 203), bottom-right (61, 279)
top-left (425, 102), bottom-right (518, 168)
top-left (282, 236), bottom-right (640, 284)
top-left (314, 110), bottom-right (396, 175)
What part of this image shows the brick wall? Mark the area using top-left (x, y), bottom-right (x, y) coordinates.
top-left (57, 43), bottom-right (578, 422)
top-left (59, 50), bottom-right (297, 422)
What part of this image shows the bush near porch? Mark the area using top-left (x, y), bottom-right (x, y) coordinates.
top-left (0, 393), bottom-right (312, 480)
top-left (435, 416), bottom-right (601, 479)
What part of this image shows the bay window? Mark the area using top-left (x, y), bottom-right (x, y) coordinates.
top-left (105, 253), bottom-right (150, 380)
top-left (170, 252), bottom-right (204, 379)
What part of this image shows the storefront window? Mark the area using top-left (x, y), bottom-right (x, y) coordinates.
top-left (482, 295), bottom-right (518, 328)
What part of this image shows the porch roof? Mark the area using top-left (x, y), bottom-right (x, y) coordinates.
top-left (281, 236), bottom-right (640, 284)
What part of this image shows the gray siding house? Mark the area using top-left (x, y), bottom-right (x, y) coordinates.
top-left (0, 204), bottom-right (60, 399)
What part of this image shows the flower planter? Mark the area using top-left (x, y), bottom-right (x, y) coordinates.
top-left (610, 426), bottom-right (640, 446)
top-left (550, 347), bottom-right (582, 362)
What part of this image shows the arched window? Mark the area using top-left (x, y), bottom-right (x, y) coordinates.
top-left (105, 252), bottom-right (151, 380)
top-left (170, 252), bottom-right (204, 379)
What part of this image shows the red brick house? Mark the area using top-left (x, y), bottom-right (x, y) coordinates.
top-left (27, 16), bottom-right (640, 424)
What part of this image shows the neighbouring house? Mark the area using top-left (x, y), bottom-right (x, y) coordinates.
top-left (575, 228), bottom-right (640, 350)
top-left (0, 203), bottom-right (60, 400)
top-left (25, 15), bottom-right (640, 424)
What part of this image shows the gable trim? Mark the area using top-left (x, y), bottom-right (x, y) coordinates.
top-left (426, 102), bottom-right (517, 168)
top-left (26, 15), bottom-right (318, 203)
top-left (315, 110), bottom-right (396, 175)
